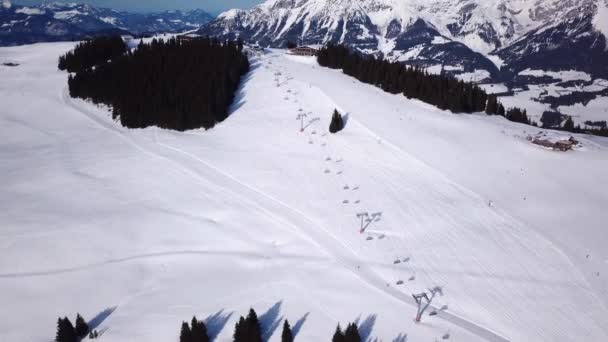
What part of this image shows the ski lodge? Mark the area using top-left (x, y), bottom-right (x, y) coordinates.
top-left (288, 46), bottom-right (319, 56)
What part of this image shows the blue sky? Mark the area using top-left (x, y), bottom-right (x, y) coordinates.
top-left (13, 1), bottom-right (264, 15)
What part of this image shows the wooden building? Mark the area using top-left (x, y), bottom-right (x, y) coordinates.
top-left (288, 46), bottom-right (319, 56)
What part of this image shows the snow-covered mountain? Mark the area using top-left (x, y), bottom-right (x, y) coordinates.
top-left (197, 0), bottom-right (608, 82)
top-left (0, 1), bottom-right (214, 46)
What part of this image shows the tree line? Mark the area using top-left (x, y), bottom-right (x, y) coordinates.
top-left (179, 308), bottom-right (299, 342)
top-left (55, 314), bottom-right (91, 342)
top-left (317, 44), bottom-right (608, 137)
top-left (317, 44), bottom-right (532, 124)
top-left (58, 36), bottom-right (127, 73)
top-left (55, 307), bottom-right (366, 342)
top-left (64, 36), bottom-right (250, 131)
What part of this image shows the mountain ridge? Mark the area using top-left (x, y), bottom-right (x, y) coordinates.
top-left (0, 1), bottom-right (214, 46)
top-left (197, 0), bottom-right (608, 82)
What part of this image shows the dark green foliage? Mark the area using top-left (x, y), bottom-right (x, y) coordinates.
top-left (563, 117), bottom-right (575, 131)
top-left (485, 94), bottom-right (498, 115)
top-left (286, 41), bottom-right (297, 49)
top-left (497, 103), bottom-right (506, 116)
top-left (55, 317), bottom-right (76, 342)
top-left (344, 323), bottom-right (361, 342)
top-left (329, 109), bottom-right (344, 133)
top-left (67, 37), bottom-right (250, 131)
top-left (74, 313), bottom-right (89, 338)
top-left (180, 316), bottom-right (209, 342)
top-left (584, 120), bottom-right (607, 129)
top-left (192, 317), bottom-right (209, 342)
top-left (58, 36), bottom-right (126, 73)
top-left (505, 107), bottom-right (531, 125)
top-left (281, 320), bottom-right (293, 342)
top-left (317, 44), bottom-right (487, 114)
top-left (180, 321), bottom-right (192, 342)
top-left (233, 317), bottom-right (246, 342)
top-left (332, 322), bottom-right (360, 342)
top-left (233, 308), bottom-right (263, 342)
top-left (332, 324), bottom-right (345, 342)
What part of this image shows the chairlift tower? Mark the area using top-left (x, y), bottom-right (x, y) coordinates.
top-left (356, 212), bottom-right (369, 233)
top-left (412, 287), bottom-right (443, 322)
top-left (297, 113), bottom-right (308, 132)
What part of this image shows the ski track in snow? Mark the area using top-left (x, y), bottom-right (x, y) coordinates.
top-left (60, 71), bottom-right (511, 342)
top-left (0, 249), bottom-right (329, 278)
top-left (2, 45), bottom-right (608, 342)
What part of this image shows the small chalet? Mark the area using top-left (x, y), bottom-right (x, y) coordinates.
top-left (177, 34), bottom-right (200, 41)
top-left (530, 136), bottom-right (578, 151)
top-left (555, 140), bottom-right (574, 151)
top-left (288, 46), bottom-right (319, 56)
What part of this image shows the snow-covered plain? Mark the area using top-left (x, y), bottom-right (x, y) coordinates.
top-left (1, 43), bottom-right (608, 342)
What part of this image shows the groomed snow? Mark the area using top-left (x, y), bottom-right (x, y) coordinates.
top-left (479, 83), bottom-right (509, 94)
top-left (1, 42), bottom-right (608, 342)
top-left (455, 69), bottom-right (491, 82)
top-left (559, 96), bottom-right (608, 125)
top-left (518, 69), bottom-right (593, 82)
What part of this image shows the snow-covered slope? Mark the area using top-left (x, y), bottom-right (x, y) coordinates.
top-left (1, 42), bottom-right (608, 342)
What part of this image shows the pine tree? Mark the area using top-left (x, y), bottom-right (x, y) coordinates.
top-left (74, 313), bottom-right (89, 338)
top-left (332, 324), bottom-right (345, 342)
top-left (563, 116), bottom-right (575, 132)
top-left (486, 95), bottom-right (498, 115)
top-left (329, 109), bottom-right (344, 133)
top-left (190, 316), bottom-right (209, 342)
top-left (55, 317), bottom-right (76, 342)
top-left (245, 308), bottom-right (263, 342)
top-left (233, 316), bottom-right (245, 342)
top-left (180, 321), bottom-right (192, 342)
top-left (497, 103), bottom-right (506, 116)
top-left (65, 37), bottom-right (250, 131)
top-left (281, 320), bottom-right (293, 342)
top-left (344, 323), bottom-right (361, 342)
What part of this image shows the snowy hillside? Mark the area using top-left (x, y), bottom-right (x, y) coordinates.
top-left (198, 0), bottom-right (607, 75)
top-left (197, 0), bottom-right (608, 122)
top-left (1, 42), bottom-right (608, 342)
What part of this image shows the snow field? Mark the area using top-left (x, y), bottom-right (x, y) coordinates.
top-left (1, 43), bottom-right (608, 342)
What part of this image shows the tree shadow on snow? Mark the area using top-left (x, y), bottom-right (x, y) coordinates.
top-left (88, 306), bottom-right (117, 331)
top-left (355, 314), bottom-right (377, 342)
top-left (291, 312), bottom-right (309, 339)
top-left (228, 61), bottom-right (261, 116)
top-left (392, 333), bottom-right (408, 342)
top-left (259, 301), bottom-right (283, 341)
top-left (205, 309), bottom-right (233, 342)
top-left (342, 112), bottom-right (350, 128)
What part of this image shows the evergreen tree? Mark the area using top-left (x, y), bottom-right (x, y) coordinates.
top-left (281, 320), bottom-right (293, 342)
top-left (317, 44), bottom-right (497, 115)
top-left (74, 313), bottom-right (89, 338)
top-left (344, 323), bottom-right (361, 342)
top-left (332, 324), bottom-right (345, 342)
top-left (329, 109), bottom-right (344, 133)
top-left (563, 116), bottom-right (575, 131)
top-left (58, 36), bottom-right (126, 73)
top-left (245, 309), bottom-right (263, 342)
top-left (180, 321), bottom-right (192, 342)
top-left (497, 103), bottom-right (506, 116)
top-left (233, 316), bottom-right (246, 342)
top-left (65, 37), bottom-right (250, 131)
top-left (486, 95), bottom-right (498, 115)
top-left (55, 317), bottom-right (76, 342)
top-left (191, 316), bottom-right (209, 342)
